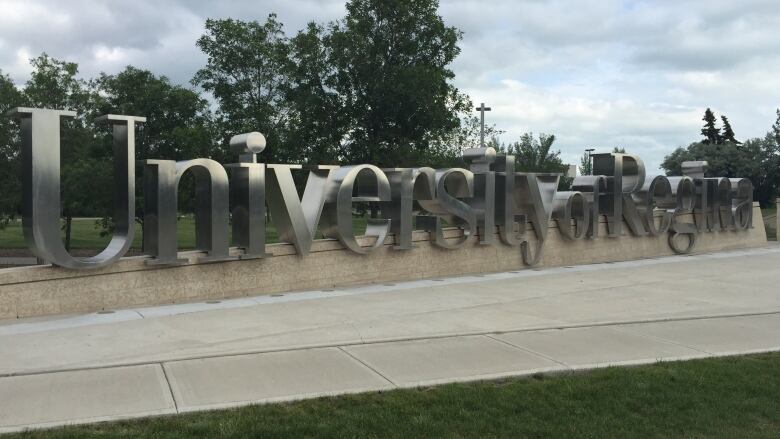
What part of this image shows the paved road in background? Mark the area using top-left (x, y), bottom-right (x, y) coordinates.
top-left (1, 244), bottom-right (779, 432)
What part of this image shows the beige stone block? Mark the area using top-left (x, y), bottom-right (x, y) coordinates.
top-left (0, 206), bottom-right (767, 319)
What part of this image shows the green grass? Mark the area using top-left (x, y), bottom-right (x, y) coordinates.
top-left (763, 207), bottom-right (777, 241)
top-left (0, 216), bottom-right (370, 250)
top-left (7, 352), bottom-right (780, 438)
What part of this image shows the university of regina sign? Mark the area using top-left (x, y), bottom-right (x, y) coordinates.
top-left (8, 107), bottom-right (754, 270)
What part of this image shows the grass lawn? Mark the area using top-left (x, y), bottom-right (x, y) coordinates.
top-left (0, 216), bottom-right (370, 250)
top-left (763, 207), bottom-right (777, 241)
top-left (7, 352), bottom-right (780, 438)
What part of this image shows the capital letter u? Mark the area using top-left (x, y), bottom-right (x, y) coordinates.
top-left (8, 107), bottom-right (145, 269)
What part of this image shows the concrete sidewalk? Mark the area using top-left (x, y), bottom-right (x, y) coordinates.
top-left (1, 245), bottom-right (780, 432)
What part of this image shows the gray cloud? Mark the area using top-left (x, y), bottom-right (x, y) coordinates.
top-left (0, 0), bottom-right (778, 172)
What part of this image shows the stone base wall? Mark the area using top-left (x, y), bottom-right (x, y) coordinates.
top-left (0, 204), bottom-right (767, 320)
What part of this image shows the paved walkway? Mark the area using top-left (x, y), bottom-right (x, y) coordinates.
top-left (1, 245), bottom-right (779, 432)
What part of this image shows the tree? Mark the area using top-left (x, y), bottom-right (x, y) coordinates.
top-left (701, 108), bottom-right (720, 145)
top-left (720, 115), bottom-right (739, 144)
top-left (192, 1), bottom-right (472, 170)
top-left (283, 22), bottom-right (348, 165)
top-left (193, 16), bottom-right (292, 162)
top-left (326, 0), bottom-right (471, 167)
top-left (612, 147), bottom-right (626, 153)
top-left (95, 67), bottom-right (213, 161)
top-left (22, 54), bottom-right (105, 251)
top-left (579, 151), bottom-right (593, 176)
top-left (92, 66), bottom-right (215, 234)
top-left (508, 133), bottom-right (571, 189)
top-left (661, 136), bottom-right (779, 207)
top-left (772, 109), bottom-right (780, 147)
top-left (0, 71), bottom-right (24, 229)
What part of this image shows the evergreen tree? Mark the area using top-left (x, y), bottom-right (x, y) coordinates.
top-left (773, 108), bottom-right (780, 147)
top-left (720, 115), bottom-right (739, 144)
top-left (612, 147), bottom-right (626, 153)
top-left (700, 108), bottom-right (720, 145)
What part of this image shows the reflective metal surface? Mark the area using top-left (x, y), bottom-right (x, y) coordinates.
top-left (226, 132), bottom-right (270, 259)
top-left (9, 108), bottom-right (144, 269)
top-left (552, 191), bottom-right (589, 240)
top-left (571, 175), bottom-right (607, 239)
top-left (592, 152), bottom-right (647, 237)
top-left (464, 147), bottom-right (496, 245)
top-left (382, 167), bottom-right (436, 250)
top-left (6, 107), bottom-right (757, 270)
top-left (266, 165), bottom-right (337, 256)
top-left (144, 159), bottom-right (231, 264)
top-left (494, 154), bottom-right (525, 246)
top-left (666, 176), bottom-right (698, 254)
top-left (321, 165), bottom-right (391, 253)
top-left (633, 175), bottom-right (673, 236)
top-left (515, 173), bottom-right (559, 265)
top-left (418, 168), bottom-right (476, 249)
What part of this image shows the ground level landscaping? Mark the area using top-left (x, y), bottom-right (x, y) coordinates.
top-left (7, 352), bottom-right (780, 438)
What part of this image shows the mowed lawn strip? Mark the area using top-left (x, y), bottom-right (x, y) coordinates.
top-left (1, 210), bottom-right (775, 250)
top-left (7, 352), bottom-right (780, 438)
top-left (764, 207), bottom-right (777, 240)
top-left (0, 216), bottom-right (371, 250)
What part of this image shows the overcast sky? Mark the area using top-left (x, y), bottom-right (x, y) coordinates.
top-left (1, 0), bottom-right (779, 171)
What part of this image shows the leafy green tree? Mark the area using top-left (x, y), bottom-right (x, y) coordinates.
top-left (720, 115), bottom-right (739, 144)
top-left (701, 108), bottom-right (720, 145)
top-left (0, 71), bottom-right (24, 229)
top-left (772, 109), bottom-right (780, 147)
top-left (283, 23), bottom-right (348, 165)
top-left (22, 54), bottom-right (106, 250)
top-left (193, 15), bottom-right (292, 162)
top-left (326, 0), bottom-right (471, 167)
top-left (579, 151), bottom-right (593, 176)
top-left (192, 1), bottom-right (472, 170)
top-left (612, 147), bottom-right (626, 153)
top-left (92, 66), bottom-right (215, 234)
top-left (661, 136), bottom-right (780, 207)
top-left (95, 67), bottom-right (213, 161)
top-left (507, 133), bottom-right (571, 189)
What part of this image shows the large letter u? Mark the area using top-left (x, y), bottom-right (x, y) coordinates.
top-left (8, 107), bottom-right (145, 269)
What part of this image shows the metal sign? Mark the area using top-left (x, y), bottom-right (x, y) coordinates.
top-left (7, 107), bottom-right (754, 270)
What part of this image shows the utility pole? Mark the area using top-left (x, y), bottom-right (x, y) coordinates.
top-left (475, 102), bottom-right (492, 148)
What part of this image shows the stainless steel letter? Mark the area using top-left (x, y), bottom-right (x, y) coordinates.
top-left (321, 165), bottom-right (392, 254)
top-left (9, 108), bottom-right (143, 269)
top-left (516, 173), bottom-right (560, 265)
top-left (226, 132), bottom-right (270, 259)
top-left (266, 165), bottom-right (337, 255)
top-left (144, 158), bottom-right (231, 264)
top-left (382, 167), bottom-right (436, 250)
top-left (418, 168), bottom-right (476, 249)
